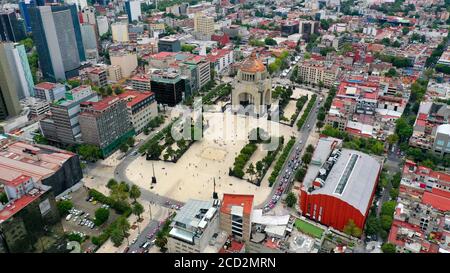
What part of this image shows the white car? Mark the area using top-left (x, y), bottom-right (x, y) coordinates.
top-left (66, 214), bottom-right (72, 221)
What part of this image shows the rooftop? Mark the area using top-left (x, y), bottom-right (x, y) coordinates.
top-left (307, 148), bottom-right (381, 215)
top-left (239, 52), bottom-right (266, 73)
top-left (0, 187), bottom-right (46, 222)
top-left (0, 141), bottom-right (74, 183)
top-left (34, 82), bottom-right (61, 90)
top-left (221, 194), bottom-right (254, 216)
top-left (80, 96), bottom-right (122, 112)
top-left (118, 90), bottom-right (155, 108)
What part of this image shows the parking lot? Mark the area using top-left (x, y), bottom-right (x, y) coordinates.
top-left (61, 187), bottom-right (120, 252)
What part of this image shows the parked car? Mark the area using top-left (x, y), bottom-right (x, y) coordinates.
top-left (66, 214), bottom-right (72, 221)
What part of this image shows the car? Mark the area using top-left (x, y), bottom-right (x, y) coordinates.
top-left (92, 200), bottom-right (97, 205)
top-left (85, 196), bottom-right (91, 202)
top-left (73, 216), bottom-right (79, 222)
top-left (123, 247), bottom-right (130, 253)
top-left (142, 241), bottom-right (151, 249)
top-left (66, 214), bottom-right (72, 221)
top-left (90, 223), bottom-right (95, 229)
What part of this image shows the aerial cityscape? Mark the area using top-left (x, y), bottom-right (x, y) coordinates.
top-left (0, 0), bottom-right (450, 257)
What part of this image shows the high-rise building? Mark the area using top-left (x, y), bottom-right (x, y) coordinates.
top-left (194, 12), bottom-right (214, 37)
top-left (0, 10), bottom-right (26, 42)
top-left (79, 96), bottom-right (135, 157)
top-left (111, 21), bottom-right (129, 42)
top-left (96, 15), bottom-right (109, 36)
top-left (19, 0), bottom-right (35, 33)
top-left (29, 4), bottom-right (85, 81)
top-left (0, 42), bottom-right (34, 100)
top-left (125, 0), bottom-right (142, 23)
top-left (40, 85), bottom-right (99, 145)
top-left (0, 43), bottom-right (23, 120)
top-left (80, 23), bottom-right (98, 61)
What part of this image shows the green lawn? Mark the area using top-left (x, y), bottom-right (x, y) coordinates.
top-left (295, 219), bottom-right (324, 239)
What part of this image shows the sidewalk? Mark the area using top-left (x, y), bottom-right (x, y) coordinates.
top-left (95, 201), bottom-right (163, 253)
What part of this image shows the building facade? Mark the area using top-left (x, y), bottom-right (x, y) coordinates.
top-left (231, 52), bottom-right (271, 115)
top-left (29, 4), bottom-right (85, 81)
top-left (220, 194), bottom-right (254, 242)
top-left (150, 70), bottom-right (186, 106)
top-left (0, 10), bottom-right (26, 42)
top-left (158, 36), bottom-right (181, 52)
top-left (125, 0), bottom-right (141, 23)
top-left (79, 96), bottom-right (135, 157)
top-left (40, 85), bottom-right (99, 145)
top-left (110, 50), bottom-right (137, 78)
top-left (118, 90), bottom-right (158, 134)
top-left (0, 43), bottom-right (23, 120)
top-left (111, 21), bottom-right (129, 42)
top-left (33, 82), bottom-right (66, 102)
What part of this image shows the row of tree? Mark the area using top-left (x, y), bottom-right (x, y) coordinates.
top-left (268, 138), bottom-right (296, 186)
top-left (296, 94), bottom-right (317, 130)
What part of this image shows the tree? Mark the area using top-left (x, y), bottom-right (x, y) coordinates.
top-left (126, 137), bottom-right (135, 147)
top-left (129, 185), bottom-right (141, 203)
top-left (256, 161), bottom-right (264, 177)
top-left (147, 143), bottom-right (162, 159)
top-left (343, 219), bottom-right (362, 237)
top-left (387, 134), bottom-right (399, 146)
top-left (57, 200), bottom-right (73, 215)
top-left (380, 215), bottom-right (393, 231)
top-left (285, 192), bottom-right (297, 208)
top-left (77, 144), bottom-right (102, 162)
top-left (385, 68), bottom-right (398, 77)
top-left (381, 201), bottom-right (396, 216)
top-left (33, 133), bottom-right (48, 145)
top-left (381, 243), bottom-right (396, 253)
top-left (143, 128), bottom-right (150, 135)
top-left (246, 163), bottom-right (256, 182)
top-left (107, 179), bottom-right (118, 189)
top-left (302, 153), bottom-right (312, 165)
top-left (402, 27), bottom-right (410, 35)
top-left (155, 234), bottom-right (168, 249)
top-left (365, 215), bottom-right (381, 236)
top-left (306, 144), bottom-right (315, 154)
top-left (120, 143), bottom-right (129, 153)
top-left (110, 228), bottom-right (125, 246)
top-left (264, 37), bottom-right (278, 46)
top-left (116, 217), bottom-right (131, 245)
top-left (19, 38), bottom-right (34, 52)
top-left (295, 168), bottom-right (307, 182)
top-left (94, 208), bottom-right (110, 226)
top-left (132, 202), bottom-right (144, 220)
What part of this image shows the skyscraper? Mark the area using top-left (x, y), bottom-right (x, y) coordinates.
top-left (0, 42), bottom-right (24, 120)
top-left (29, 4), bottom-right (85, 82)
top-left (125, 0), bottom-right (142, 23)
top-left (0, 10), bottom-right (26, 42)
top-left (0, 42), bottom-right (34, 99)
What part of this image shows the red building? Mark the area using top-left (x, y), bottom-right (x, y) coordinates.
top-left (299, 139), bottom-right (381, 231)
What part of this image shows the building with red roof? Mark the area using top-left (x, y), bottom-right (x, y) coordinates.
top-left (118, 90), bottom-right (157, 133)
top-left (387, 160), bottom-right (450, 252)
top-left (0, 167), bottom-right (63, 253)
top-left (211, 33), bottom-right (231, 47)
top-left (206, 48), bottom-right (234, 74)
top-left (220, 194), bottom-right (254, 242)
